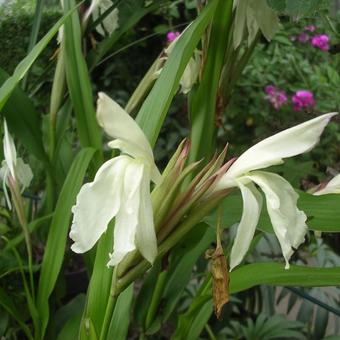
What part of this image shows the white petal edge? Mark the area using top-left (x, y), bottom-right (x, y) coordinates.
top-left (135, 165), bottom-right (158, 264)
top-left (96, 92), bottom-right (154, 163)
top-left (70, 156), bottom-right (129, 253)
top-left (248, 171), bottom-right (308, 269)
top-left (230, 181), bottom-right (263, 271)
top-left (314, 174), bottom-right (340, 195)
top-left (108, 160), bottom-right (144, 266)
top-left (3, 120), bottom-right (17, 179)
top-left (218, 112), bottom-right (337, 185)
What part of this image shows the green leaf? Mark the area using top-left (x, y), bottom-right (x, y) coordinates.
top-left (0, 4), bottom-right (79, 111)
top-left (62, 0), bottom-right (102, 156)
top-left (136, 0), bottom-right (219, 147)
top-left (205, 191), bottom-right (340, 234)
top-left (0, 68), bottom-right (49, 165)
top-left (36, 147), bottom-right (95, 339)
top-left (0, 287), bottom-right (32, 339)
top-left (107, 284), bottom-right (134, 340)
top-left (88, 0), bottom-right (167, 68)
top-left (230, 263), bottom-right (340, 293)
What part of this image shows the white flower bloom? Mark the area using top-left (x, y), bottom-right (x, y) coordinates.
top-left (314, 173), bottom-right (340, 195)
top-left (70, 93), bottom-right (161, 266)
top-left (213, 112), bottom-right (337, 270)
top-left (0, 120), bottom-right (33, 209)
top-left (92, 0), bottom-right (119, 36)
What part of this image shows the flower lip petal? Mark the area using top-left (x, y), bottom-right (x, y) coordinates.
top-left (224, 112), bottom-right (337, 180)
top-left (70, 156), bottom-right (129, 253)
top-left (229, 181), bottom-right (263, 271)
top-left (314, 173), bottom-right (340, 195)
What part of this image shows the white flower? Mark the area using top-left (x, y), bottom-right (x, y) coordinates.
top-left (70, 93), bottom-right (161, 266)
top-left (314, 174), bottom-right (340, 195)
top-left (213, 112), bottom-right (337, 270)
top-left (0, 120), bottom-right (33, 209)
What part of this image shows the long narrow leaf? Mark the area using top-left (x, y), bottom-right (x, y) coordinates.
top-left (0, 4), bottom-right (79, 111)
top-left (63, 0), bottom-right (102, 155)
top-left (36, 147), bottom-right (95, 339)
top-left (136, 0), bottom-right (218, 146)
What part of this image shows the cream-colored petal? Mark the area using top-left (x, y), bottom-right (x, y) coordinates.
top-left (70, 156), bottom-right (129, 253)
top-left (107, 159), bottom-right (144, 266)
top-left (16, 158), bottom-right (33, 191)
top-left (248, 171), bottom-right (307, 269)
top-left (230, 181), bottom-right (263, 270)
top-left (135, 165), bottom-right (157, 264)
top-left (3, 120), bottom-right (17, 179)
top-left (314, 174), bottom-right (340, 195)
top-left (97, 92), bottom-right (153, 162)
top-left (219, 112), bottom-right (337, 183)
top-left (0, 164), bottom-right (11, 210)
top-left (180, 53), bottom-right (200, 94)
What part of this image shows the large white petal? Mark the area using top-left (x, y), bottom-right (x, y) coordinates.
top-left (219, 112), bottom-right (337, 183)
top-left (314, 174), bottom-right (340, 195)
top-left (70, 156), bottom-right (129, 253)
top-left (3, 120), bottom-right (17, 179)
top-left (97, 92), bottom-right (154, 162)
top-left (230, 181), bottom-right (263, 270)
top-left (108, 160), bottom-right (144, 266)
top-left (135, 165), bottom-right (158, 264)
top-left (248, 171), bottom-right (307, 269)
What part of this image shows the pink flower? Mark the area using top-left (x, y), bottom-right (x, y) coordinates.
top-left (167, 31), bottom-right (180, 42)
top-left (298, 33), bottom-right (309, 43)
top-left (311, 34), bottom-right (330, 51)
top-left (265, 85), bottom-right (288, 110)
top-left (292, 90), bottom-right (316, 111)
top-left (304, 25), bottom-right (316, 32)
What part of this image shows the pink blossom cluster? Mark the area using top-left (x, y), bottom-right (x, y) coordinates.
top-left (292, 90), bottom-right (316, 111)
top-left (311, 34), bottom-right (330, 51)
top-left (265, 86), bottom-right (288, 110)
top-left (167, 31), bottom-right (180, 42)
top-left (265, 86), bottom-right (316, 111)
top-left (290, 25), bottom-right (330, 52)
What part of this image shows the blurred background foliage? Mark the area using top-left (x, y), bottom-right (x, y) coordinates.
top-left (0, 0), bottom-right (340, 339)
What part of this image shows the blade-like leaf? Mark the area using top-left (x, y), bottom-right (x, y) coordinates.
top-left (230, 263), bottom-right (340, 293)
top-left (0, 4), bottom-right (79, 111)
top-left (136, 0), bottom-right (218, 146)
top-left (0, 68), bottom-right (49, 166)
top-left (63, 0), bottom-right (102, 156)
top-left (36, 147), bottom-right (95, 339)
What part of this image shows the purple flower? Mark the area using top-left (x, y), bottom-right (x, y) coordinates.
top-left (167, 31), bottom-right (180, 42)
top-left (311, 34), bottom-right (330, 51)
top-left (304, 25), bottom-right (316, 32)
top-left (265, 85), bottom-right (288, 110)
top-left (298, 33), bottom-right (310, 43)
top-left (292, 90), bottom-right (316, 111)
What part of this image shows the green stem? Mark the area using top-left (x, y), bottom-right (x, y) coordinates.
top-left (99, 267), bottom-right (118, 340)
top-left (8, 176), bottom-right (35, 301)
top-left (145, 270), bottom-right (167, 329)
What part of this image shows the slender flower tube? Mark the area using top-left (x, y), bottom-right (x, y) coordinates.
top-left (212, 112), bottom-right (337, 270)
top-left (314, 174), bottom-right (340, 195)
top-left (70, 93), bottom-right (161, 266)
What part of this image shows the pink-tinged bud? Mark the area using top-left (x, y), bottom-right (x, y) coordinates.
top-left (167, 31), bottom-right (180, 42)
top-left (264, 85), bottom-right (288, 110)
top-left (311, 34), bottom-right (330, 51)
top-left (304, 25), bottom-right (316, 32)
top-left (292, 90), bottom-right (316, 111)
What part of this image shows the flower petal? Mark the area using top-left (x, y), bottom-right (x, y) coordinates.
top-left (108, 159), bottom-right (144, 266)
top-left (16, 158), bottom-right (33, 191)
top-left (222, 112), bottom-right (337, 181)
top-left (248, 171), bottom-right (307, 269)
top-left (314, 174), bottom-right (340, 195)
top-left (70, 156), bottom-right (129, 253)
top-left (3, 120), bottom-right (17, 179)
top-left (135, 166), bottom-right (158, 264)
top-left (97, 92), bottom-right (154, 162)
top-left (230, 181), bottom-right (263, 270)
